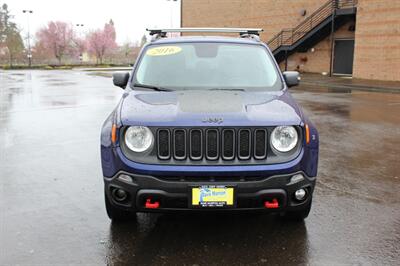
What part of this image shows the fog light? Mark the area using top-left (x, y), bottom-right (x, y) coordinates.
top-left (117, 174), bottom-right (133, 184)
top-left (294, 188), bottom-right (307, 201)
top-left (112, 188), bottom-right (128, 202)
top-left (289, 174), bottom-right (304, 185)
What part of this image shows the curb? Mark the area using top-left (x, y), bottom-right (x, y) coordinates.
top-left (300, 81), bottom-right (400, 94)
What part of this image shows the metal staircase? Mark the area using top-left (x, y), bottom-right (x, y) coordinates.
top-left (267, 0), bottom-right (357, 63)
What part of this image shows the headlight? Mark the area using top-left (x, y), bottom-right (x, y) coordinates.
top-left (124, 126), bottom-right (154, 152)
top-left (270, 126), bottom-right (298, 152)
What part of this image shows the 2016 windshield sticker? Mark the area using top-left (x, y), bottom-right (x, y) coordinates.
top-left (146, 46), bottom-right (182, 56)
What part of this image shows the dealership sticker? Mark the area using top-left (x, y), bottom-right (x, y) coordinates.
top-left (146, 46), bottom-right (182, 56)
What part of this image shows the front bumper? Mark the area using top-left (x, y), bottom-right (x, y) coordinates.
top-left (104, 171), bottom-right (315, 212)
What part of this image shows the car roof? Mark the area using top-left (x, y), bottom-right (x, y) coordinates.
top-left (150, 35), bottom-right (262, 45)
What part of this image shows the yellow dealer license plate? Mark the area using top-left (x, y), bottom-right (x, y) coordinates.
top-left (191, 186), bottom-right (235, 208)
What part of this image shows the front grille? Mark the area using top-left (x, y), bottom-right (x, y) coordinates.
top-left (190, 129), bottom-right (202, 160)
top-left (157, 128), bottom-right (268, 161)
top-left (173, 129), bottom-right (186, 160)
top-left (206, 129), bottom-right (219, 160)
top-left (157, 129), bottom-right (170, 159)
top-left (254, 129), bottom-right (267, 159)
top-left (238, 129), bottom-right (251, 159)
top-left (222, 129), bottom-right (235, 160)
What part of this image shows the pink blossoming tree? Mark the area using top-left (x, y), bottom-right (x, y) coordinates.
top-left (36, 21), bottom-right (75, 64)
top-left (87, 19), bottom-right (117, 64)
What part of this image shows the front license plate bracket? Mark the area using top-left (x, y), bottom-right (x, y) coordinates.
top-left (191, 185), bottom-right (235, 208)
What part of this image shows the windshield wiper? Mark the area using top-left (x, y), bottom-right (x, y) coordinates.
top-left (133, 83), bottom-right (172, 92)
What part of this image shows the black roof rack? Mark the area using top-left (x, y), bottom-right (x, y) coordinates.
top-left (146, 28), bottom-right (264, 40)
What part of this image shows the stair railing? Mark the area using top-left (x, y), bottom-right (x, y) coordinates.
top-left (267, 0), bottom-right (357, 52)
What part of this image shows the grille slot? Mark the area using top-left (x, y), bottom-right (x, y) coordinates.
top-left (222, 129), bottom-right (235, 160)
top-left (206, 129), bottom-right (219, 160)
top-left (238, 129), bottom-right (251, 160)
top-left (190, 129), bottom-right (203, 160)
top-left (254, 129), bottom-right (267, 159)
top-left (173, 129), bottom-right (186, 160)
top-left (157, 129), bottom-right (171, 159)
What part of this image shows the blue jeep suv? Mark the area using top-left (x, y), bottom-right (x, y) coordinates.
top-left (101, 28), bottom-right (319, 222)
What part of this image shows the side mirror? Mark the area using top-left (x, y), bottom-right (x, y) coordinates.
top-left (112, 72), bottom-right (130, 89)
top-left (283, 71), bottom-right (300, 87)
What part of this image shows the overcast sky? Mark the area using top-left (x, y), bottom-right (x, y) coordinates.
top-left (7, 0), bottom-right (181, 44)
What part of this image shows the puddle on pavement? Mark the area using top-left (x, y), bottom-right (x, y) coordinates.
top-left (46, 82), bottom-right (78, 86)
top-left (301, 101), bottom-right (350, 118)
top-left (45, 78), bottom-right (65, 82)
top-left (37, 74), bottom-right (55, 78)
top-left (327, 88), bottom-right (352, 93)
top-left (50, 100), bottom-right (70, 106)
top-left (7, 87), bottom-right (24, 93)
top-left (87, 72), bottom-right (113, 78)
top-left (9, 73), bottom-right (25, 76)
top-left (296, 85), bottom-right (352, 94)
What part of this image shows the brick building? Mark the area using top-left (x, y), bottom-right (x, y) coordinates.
top-left (181, 0), bottom-right (400, 81)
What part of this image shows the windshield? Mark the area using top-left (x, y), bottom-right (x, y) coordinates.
top-left (133, 42), bottom-right (282, 91)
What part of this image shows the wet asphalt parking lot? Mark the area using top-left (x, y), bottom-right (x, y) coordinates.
top-left (1, 70), bottom-right (399, 265)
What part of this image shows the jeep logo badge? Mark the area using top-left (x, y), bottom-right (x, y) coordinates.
top-left (202, 118), bottom-right (224, 124)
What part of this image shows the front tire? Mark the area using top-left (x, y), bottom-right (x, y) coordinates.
top-left (105, 190), bottom-right (136, 222)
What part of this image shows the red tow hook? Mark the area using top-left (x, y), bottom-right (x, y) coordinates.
top-left (145, 199), bottom-right (160, 209)
top-left (265, 198), bottom-right (279, 209)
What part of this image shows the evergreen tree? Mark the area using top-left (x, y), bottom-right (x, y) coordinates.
top-left (0, 4), bottom-right (24, 66)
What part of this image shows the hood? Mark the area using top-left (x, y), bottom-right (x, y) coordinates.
top-left (120, 89), bottom-right (303, 127)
